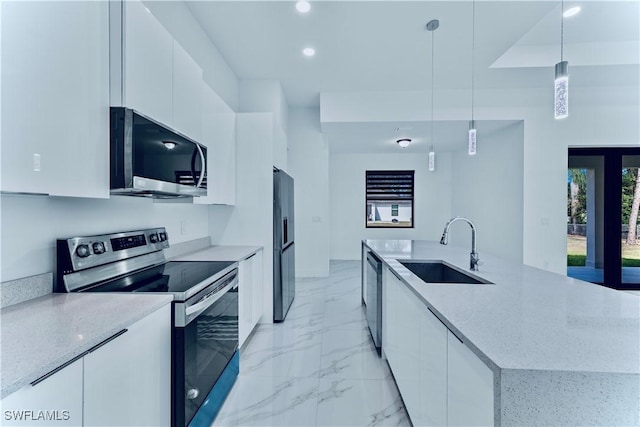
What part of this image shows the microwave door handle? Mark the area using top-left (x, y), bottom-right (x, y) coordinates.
top-left (194, 143), bottom-right (206, 188)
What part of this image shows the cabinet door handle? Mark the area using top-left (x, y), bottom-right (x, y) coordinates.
top-left (87, 329), bottom-right (128, 353)
top-left (31, 352), bottom-right (87, 386)
top-left (390, 269), bottom-right (403, 281)
top-left (245, 253), bottom-right (256, 260)
top-left (427, 307), bottom-right (464, 343)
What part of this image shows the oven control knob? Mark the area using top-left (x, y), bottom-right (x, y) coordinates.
top-left (186, 388), bottom-right (199, 400)
top-left (149, 233), bottom-right (159, 243)
top-left (159, 232), bottom-right (167, 242)
top-left (76, 244), bottom-right (90, 258)
top-left (92, 242), bottom-right (106, 254)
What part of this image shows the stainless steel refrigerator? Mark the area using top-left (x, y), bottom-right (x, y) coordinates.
top-left (273, 168), bottom-right (295, 322)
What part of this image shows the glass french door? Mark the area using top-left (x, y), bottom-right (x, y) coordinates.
top-left (568, 148), bottom-right (640, 290)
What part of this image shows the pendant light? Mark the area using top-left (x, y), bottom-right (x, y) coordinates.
top-left (554, 0), bottom-right (569, 119)
top-left (468, 0), bottom-right (477, 155)
top-left (427, 19), bottom-right (439, 171)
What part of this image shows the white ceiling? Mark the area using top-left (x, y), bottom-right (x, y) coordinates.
top-left (323, 119), bottom-right (521, 153)
top-left (185, 0), bottom-right (639, 153)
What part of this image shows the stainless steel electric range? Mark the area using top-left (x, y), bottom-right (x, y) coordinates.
top-left (55, 227), bottom-right (239, 427)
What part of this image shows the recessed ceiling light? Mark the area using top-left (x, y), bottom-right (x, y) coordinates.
top-left (563, 6), bottom-right (581, 18)
top-left (302, 47), bottom-right (315, 57)
top-left (397, 139), bottom-right (411, 149)
top-left (296, 1), bottom-right (311, 13)
top-left (163, 141), bottom-right (177, 150)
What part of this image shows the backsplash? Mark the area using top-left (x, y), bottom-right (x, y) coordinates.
top-left (0, 273), bottom-right (52, 308)
top-left (0, 194), bottom-right (210, 283)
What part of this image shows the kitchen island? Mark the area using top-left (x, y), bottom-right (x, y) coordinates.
top-left (363, 239), bottom-right (640, 426)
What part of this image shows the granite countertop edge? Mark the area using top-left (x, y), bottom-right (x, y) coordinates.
top-left (363, 239), bottom-right (640, 376)
top-left (1, 294), bottom-right (173, 399)
top-left (171, 245), bottom-right (263, 262)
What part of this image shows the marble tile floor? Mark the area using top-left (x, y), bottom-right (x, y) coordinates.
top-left (212, 260), bottom-right (411, 427)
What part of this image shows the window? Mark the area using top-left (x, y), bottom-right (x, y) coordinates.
top-left (366, 170), bottom-right (414, 228)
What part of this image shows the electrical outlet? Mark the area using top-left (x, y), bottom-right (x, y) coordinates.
top-left (312, 216), bottom-right (322, 223)
top-left (180, 220), bottom-right (188, 235)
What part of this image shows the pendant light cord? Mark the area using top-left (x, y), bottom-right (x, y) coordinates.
top-left (471, 0), bottom-right (475, 121)
top-left (430, 27), bottom-right (435, 148)
top-left (560, 0), bottom-right (564, 61)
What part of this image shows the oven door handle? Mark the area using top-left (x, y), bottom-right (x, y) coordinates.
top-left (185, 277), bottom-right (237, 324)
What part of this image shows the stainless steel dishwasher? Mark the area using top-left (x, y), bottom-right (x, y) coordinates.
top-left (366, 251), bottom-right (382, 355)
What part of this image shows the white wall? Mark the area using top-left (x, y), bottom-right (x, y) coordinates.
top-left (0, 194), bottom-right (209, 282)
top-left (287, 107), bottom-right (330, 277)
top-left (144, 0), bottom-right (239, 111)
top-left (450, 122), bottom-right (524, 263)
top-left (209, 113), bottom-right (275, 321)
top-left (321, 86), bottom-right (639, 273)
top-left (330, 152), bottom-right (453, 260)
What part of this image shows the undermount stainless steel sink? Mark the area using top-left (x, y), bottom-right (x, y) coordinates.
top-left (398, 260), bottom-right (493, 285)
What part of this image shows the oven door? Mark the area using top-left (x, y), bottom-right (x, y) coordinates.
top-left (173, 269), bottom-right (238, 427)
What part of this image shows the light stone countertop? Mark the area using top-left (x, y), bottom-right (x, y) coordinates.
top-left (364, 239), bottom-right (640, 375)
top-left (0, 293), bottom-right (172, 399)
top-left (172, 245), bottom-right (262, 262)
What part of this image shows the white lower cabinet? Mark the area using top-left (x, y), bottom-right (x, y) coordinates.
top-left (382, 265), bottom-right (494, 427)
top-left (84, 305), bottom-right (171, 426)
top-left (418, 304), bottom-right (448, 426)
top-left (395, 279), bottom-right (420, 417)
top-left (382, 267), bottom-right (399, 372)
top-left (238, 250), bottom-right (264, 348)
top-left (0, 305), bottom-right (170, 427)
top-left (447, 331), bottom-right (494, 427)
top-left (0, 360), bottom-right (83, 426)
top-left (251, 251), bottom-right (264, 326)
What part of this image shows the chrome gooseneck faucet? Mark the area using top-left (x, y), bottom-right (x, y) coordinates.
top-left (440, 216), bottom-right (481, 271)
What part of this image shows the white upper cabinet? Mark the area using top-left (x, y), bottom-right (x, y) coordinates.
top-left (195, 84), bottom-right (236, 205)
top-left (115, 0), bottom-right (173, 126)
top-left (172, 40), bottom-right (203, 142)
top-left (113, 0), bottom-right (204, 142)
top-left (1, 1), bottom-right (109, 198)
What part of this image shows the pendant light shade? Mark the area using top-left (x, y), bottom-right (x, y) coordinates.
top-left (554, 60), bottom-right (569, 119)
top-left (427, 19), bottom-right (439, 172)
top-left (468, 0), bottom-right (477, 155)
top-left (468, 121), bottom-right (477, 156)
top-left (554, 0), bottom-right (569, 119)
top-left (428, 145), bottom-right (436, 171)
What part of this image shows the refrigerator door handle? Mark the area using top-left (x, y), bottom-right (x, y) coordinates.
top-left (283, 217), bottom-right (288, 245)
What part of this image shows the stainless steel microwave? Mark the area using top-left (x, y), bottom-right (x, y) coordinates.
top-left (110, 107), bottom-right (207, 198)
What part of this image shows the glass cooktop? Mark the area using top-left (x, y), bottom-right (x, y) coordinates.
top-left (83, 261), bottom-right (235, 299)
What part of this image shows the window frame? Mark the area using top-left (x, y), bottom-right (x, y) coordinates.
top-left (365, 170), bottom-right (415, 229)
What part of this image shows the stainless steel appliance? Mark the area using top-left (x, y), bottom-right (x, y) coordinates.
top-left (55, 228), bottom-right (238, 427)
top-left (273, 168), bottom-right (295, 322)
top-left (110, 107), bottom-right (207, 198)
top-left (366, 251), bottom-right (382, 355)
